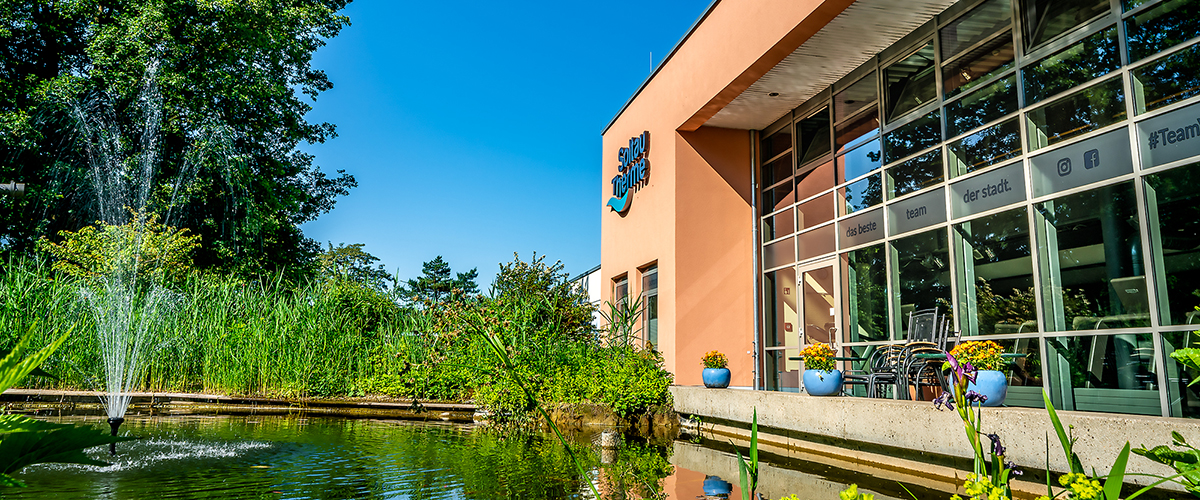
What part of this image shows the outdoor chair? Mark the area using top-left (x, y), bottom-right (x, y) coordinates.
top-left (901, 317), bottom-right (957, 400)
top-left (863, 344), bottom-right (905, 398)
top-left (841, 344), bottom-right (903, 397)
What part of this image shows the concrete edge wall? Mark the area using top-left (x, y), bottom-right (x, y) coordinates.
top-left (672, 386), bottom-right (1195, 488)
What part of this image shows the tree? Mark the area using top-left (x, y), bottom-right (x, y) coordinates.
top-left (399, 256), bottom-right (478, 305)
top-left (316, 242), bottom-right (392, 290)
top-left (0, 0), bottom-right (355, 279)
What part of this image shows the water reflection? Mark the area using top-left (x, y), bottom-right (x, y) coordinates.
top-left (5, 414), bottom-right (985, 500)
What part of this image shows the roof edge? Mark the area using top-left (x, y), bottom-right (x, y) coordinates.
top-left (601, 0), bottom-right (723, 137)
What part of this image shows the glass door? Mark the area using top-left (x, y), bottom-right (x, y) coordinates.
top-left (764, 258), bottom-right (841, 392)
top-left (796, 258), bottom-right (839, 390)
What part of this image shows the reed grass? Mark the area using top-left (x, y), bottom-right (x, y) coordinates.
top-left (0, 256), bottom-right (673, 419)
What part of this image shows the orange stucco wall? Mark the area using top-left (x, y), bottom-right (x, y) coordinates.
top-left (600, 0), bottom-right (851, 387)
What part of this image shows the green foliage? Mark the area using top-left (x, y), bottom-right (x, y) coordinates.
top-left (600, 294), bottom-right (643, 349)
top-left (1133, 432), bottom-right (1200, 497)
top-left (1172, 348), bottom-right (1200, 387)
top-left (397, 256), bottom-right (479, 305)
top-left (0, 0), bottom-right (355, 278)
top-left (0, 324), bottom-right (131, 487)
top-left (316, 243), bottom-right (393, 291)
top-left (36, 214), bottom-right (201, 283)
top-left (735, 408), bottom-right (760, 500)
top-left (0, 253), bottom-right (669, 421)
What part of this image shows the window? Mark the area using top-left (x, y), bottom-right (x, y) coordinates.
top-left (762, 152), bottom-right (793, 187)
top-left (948, 119), bottom-right (1022, 178)
top-left (1021, 0), bottom-right (1110, 50)
top-left (841, 244), bottom-right (888, 342)
top-left (1132, 42), bottom-right (1200, 114)
top-left (613, 276), bottom-right (628, 303)
top-left (892, 228), bottom-right (952, 339)
top-left (763, 268), bottom-right (801, 392)
top-left (943, 38), bottom-right (1016, 98)
top-left (761, 127), bottom-right (792, 162)
top-left (945, 75), bottom-right (1018, 138)
top-left (1046, 333), bottom-right (1160, 415)
top-left (888, 150), bottom-right (943, 198)
top-left (797, 109), bottom-right (832, 166)
top-left (642, 266), bottom-right (658, 349)
top-left (796, 193), bottom-right (835, 232)
top-left (954, 207), bottom-right (1038, 336)
top-left (884, 110), bottom-right (941, 164)
top-left (885, 42), bottom-right (938, 122)
top-left (1022, 26), bottom-right (1119, 105)
top-left (1026, 77), bottom-right (1126, 151)
top-left (762, 208), bottom-right (794, 242)
top-left (840, 174), bottom-right (883, 215)
top-left (836, 73), bottom-right (880, 153)
top-left (1144, 163), bottom-right (1200, 326)
top-left (940, 0), bottom-right (1011, 61)
top-left (1125, 0), bottom-right (1200, 63)
top-left (1035, 182), bottom-right (1150, 331)
top-left (837, 139), bottom-right (883, 183)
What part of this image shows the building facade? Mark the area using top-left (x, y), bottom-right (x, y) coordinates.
top-left (601, 0), bottom-right (1200, 418)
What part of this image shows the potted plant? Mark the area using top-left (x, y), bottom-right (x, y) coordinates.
top-left (701, 350), bottom-right (730, 388)
top-left (948, 340), bottom-right (1007, 407)
top-left (800, 343), bottom-right (841, 396)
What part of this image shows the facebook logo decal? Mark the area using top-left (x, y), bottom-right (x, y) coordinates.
top-left (1056, 150), bottom-right (1100, 177)
top-left (1084, 149), bottom-right (1100, 169)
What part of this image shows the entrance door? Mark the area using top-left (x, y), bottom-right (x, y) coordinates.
top-left (762, 258), bottom-right (840, 392)
top-left (796, 258), bottom-right (839, 386)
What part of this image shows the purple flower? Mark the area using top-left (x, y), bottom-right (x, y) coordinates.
top-left (933, 391), bottom-right (956, 411)
top-left (986, 432), bottom-right (1005, 456)
top-left (1005, 461), bottom-right (1022, 475)
top-left (946, 353), bottom-right (979, 384)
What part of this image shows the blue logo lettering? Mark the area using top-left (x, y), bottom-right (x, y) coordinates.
top-left (608, 131), bottom-right (651, 213)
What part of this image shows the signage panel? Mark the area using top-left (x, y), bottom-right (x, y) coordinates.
top-left (950, 161), bottom-right (1027, 219)
top-left (838, 208), bottom-right (884, 249)
top-left (1136, 101), bottom-right (1200, 168)
top-left (1030, 128), bottom-right (1133, 197)
top-left (888, 187), bottom-right (946, 236)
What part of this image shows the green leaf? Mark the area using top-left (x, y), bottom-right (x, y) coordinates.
top-left (1103, 442), bottom-right (1130, 500)
top-left (1132, 444), bottom-right (1199, 465)
top-left (1044, 390), bottom-right (1085, 474)
top-left (1171, 349), bottom-right (1200, 386)
top-left (0, 324), bottom-right (71, 394)
top-left (736, 447), bottom-right (750, 500)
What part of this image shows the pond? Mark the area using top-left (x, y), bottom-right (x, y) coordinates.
top-left (5, 412), bottom-right (953, 499)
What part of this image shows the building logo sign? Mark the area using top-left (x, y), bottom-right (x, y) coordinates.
top-left (607, 131), bottom-right (650, 214)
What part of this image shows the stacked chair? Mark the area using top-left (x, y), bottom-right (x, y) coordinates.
top-left (841, 307), bottom-right (958, 399)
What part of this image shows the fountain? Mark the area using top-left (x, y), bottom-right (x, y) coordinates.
top-left (61, 60), bottom-right (229, 453)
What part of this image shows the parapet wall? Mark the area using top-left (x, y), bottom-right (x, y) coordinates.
top-left (672, 386), bottom-right (1199, 490)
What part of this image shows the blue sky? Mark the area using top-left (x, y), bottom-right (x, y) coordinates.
top-left (299, 1), bottom-right (710, 287)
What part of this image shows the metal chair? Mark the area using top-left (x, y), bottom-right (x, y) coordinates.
top-left (902, 317), bottom-right (956, 400)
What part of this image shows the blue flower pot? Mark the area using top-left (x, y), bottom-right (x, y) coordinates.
top-left (803, 369), bottom-right (842, 396)
top-left (967, 370), bottom-right (1008, 407)
top-left (702, 367), bottom-right (731, 388)
top-left (702, 475), bottom-right (732, 496)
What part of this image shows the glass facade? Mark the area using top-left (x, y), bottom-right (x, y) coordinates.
top-left (757, 0), bottom-right (1200, 418)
